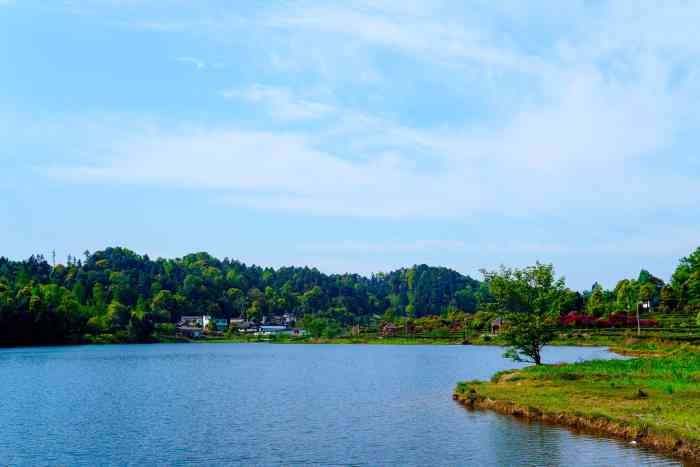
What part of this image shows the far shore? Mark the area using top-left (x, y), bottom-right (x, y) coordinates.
top-left (4, 331), bottom-right (676, 352)
top-left (162, 332), bottom-right (635, 348)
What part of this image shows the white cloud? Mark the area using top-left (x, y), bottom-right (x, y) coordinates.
top-left (49, 125), bottom-right (443, 217)
top-left (265, 3), bottom-right (550, 77)
top-left (222, 85), bottom-right (335, 121)
top-left (44, 96), bottom-right (700, 221)
top-left (36, 1), bottom-right (700, 221)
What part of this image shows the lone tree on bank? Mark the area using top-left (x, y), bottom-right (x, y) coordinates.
top-left (481, 262), bottom-right (565, 365)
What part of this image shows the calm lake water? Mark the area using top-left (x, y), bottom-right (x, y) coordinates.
top-left (0, 344), bottom-right (680, 466)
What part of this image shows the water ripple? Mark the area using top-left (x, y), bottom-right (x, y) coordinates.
top-left (0, 344), bottom-right (680, 466)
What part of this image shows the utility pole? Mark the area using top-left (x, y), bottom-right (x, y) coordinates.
top-left (636, 302), bottom-right (641, 337)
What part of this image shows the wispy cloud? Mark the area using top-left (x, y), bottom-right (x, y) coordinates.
top-left (25, 3), bottom-right (700, 224)
top-left (7, 0), bottom-right (700, 288)
top-left (267, 4), bottom-right (551, 77)
top-left (222, 85), bottom-right (335, 121)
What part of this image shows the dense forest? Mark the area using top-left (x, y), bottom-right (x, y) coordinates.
top-left (0, 247), bottom-right (486, 346)
top-left (1, 246), bottom-right (699, 347)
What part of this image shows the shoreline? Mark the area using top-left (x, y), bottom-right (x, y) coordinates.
top-left (454, 348), bottom-right (700, 465)
top-left (452, 392), bottom-right (700, 463)
top-left (0, 333), bottom-right (661, 350)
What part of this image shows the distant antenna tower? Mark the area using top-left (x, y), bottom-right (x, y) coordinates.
top-left (52, 249), bottom-right (56, 267)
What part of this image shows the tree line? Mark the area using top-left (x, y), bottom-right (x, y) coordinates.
top-left (1, 245), bottom-right (699, 347)
top-left (0, 247), bottom-right (486, 346)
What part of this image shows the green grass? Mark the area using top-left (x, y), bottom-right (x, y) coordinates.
top-left (455, 350), bottom-right (700, 446)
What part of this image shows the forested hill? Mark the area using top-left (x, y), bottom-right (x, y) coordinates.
top-left (0, 247), bottom-right (488, 346)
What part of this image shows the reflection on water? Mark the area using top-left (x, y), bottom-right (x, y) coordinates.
top-left (0, 344), bottom-right (680, 466)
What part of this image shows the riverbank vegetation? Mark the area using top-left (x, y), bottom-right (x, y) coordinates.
top-left (454, 344), bottom-right (700, 462)
top-left (1, 245), bottom-right (700, 347)
top-left (452, 255), bottom-right (700, 462)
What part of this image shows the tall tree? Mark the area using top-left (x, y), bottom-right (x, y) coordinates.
top-left (481, 263), bottom-right (565, 365)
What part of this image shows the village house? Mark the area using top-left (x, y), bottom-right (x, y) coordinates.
top-left (229, 319), bottom-right (257, 333)
top-left (177, 315), bottom-right (227, 336)
top-left (210, 318), bottom-right (229, 332)
top-left (289, 328), bottom-right (307, 337)
top-left (490, 318), bottom-right (505, 336)
top-left (177, 327), bottom-right (202, 338)
top-left (256, 325), bottom-right (307, 337)
top-left (179, 316), bottom-right (204, 327)
top-left (257, 325), bottom-right (288, 336)
top-left (381, 322), bottom-right (398, 337)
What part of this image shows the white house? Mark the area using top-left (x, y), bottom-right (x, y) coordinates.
top-left (178, 315), bottom-right (227, 332)
top-left (179, 316), bottom-right (204, 327)
top-left (257, 325), bottom-right (288, 336)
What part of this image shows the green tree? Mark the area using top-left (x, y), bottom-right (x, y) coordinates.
top-left (559, 289), bottom-right (583, 313)
top-left (659, 285), bottom-right (677, 312)
top-left (300, 286), bottom-right (323, 315)
top-left (405, 303), bottom-right (415, 319)
top-left (107, 301), bottom-right (130, 330)
top-left (481, 263), bottom-right (565, 365)
top-left (614, 279), bottom-right (635, 312)
top-left (454, 288), bottom-right (477, 313)
top-left (246, 288), bottom-right (264, 321)
top-left (301, 316), bottom-right (327, 338)
top-left (226, 288), bottom-right (247, 317)
top-left (151, 290), bottom-right (175, 322)
top-left (587, 285), bottom-right (607, 316)
top-left (128, 312), bottom-right (154, 341)
top-left (686, 272), bottom-right (700, 311)
top-left (672, 246), bottom-right (700, 311)
top-left (72, 282), bottom-right (87, 305)
top-left (638, 283), bottom-right (654, 306)
top-left (322, 320), bottom-right (342, 338)
top-left (92, 283), bottom-right (106, 310)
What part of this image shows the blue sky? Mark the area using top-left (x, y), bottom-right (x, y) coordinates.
top-left (2, 1), bottom-right (700, 290)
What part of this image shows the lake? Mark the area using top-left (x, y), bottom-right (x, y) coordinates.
top-left (0, 344), bottom-right (679, 466)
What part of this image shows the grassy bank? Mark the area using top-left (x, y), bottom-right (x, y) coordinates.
top-left (454, 347), bottom-right (700, 462)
